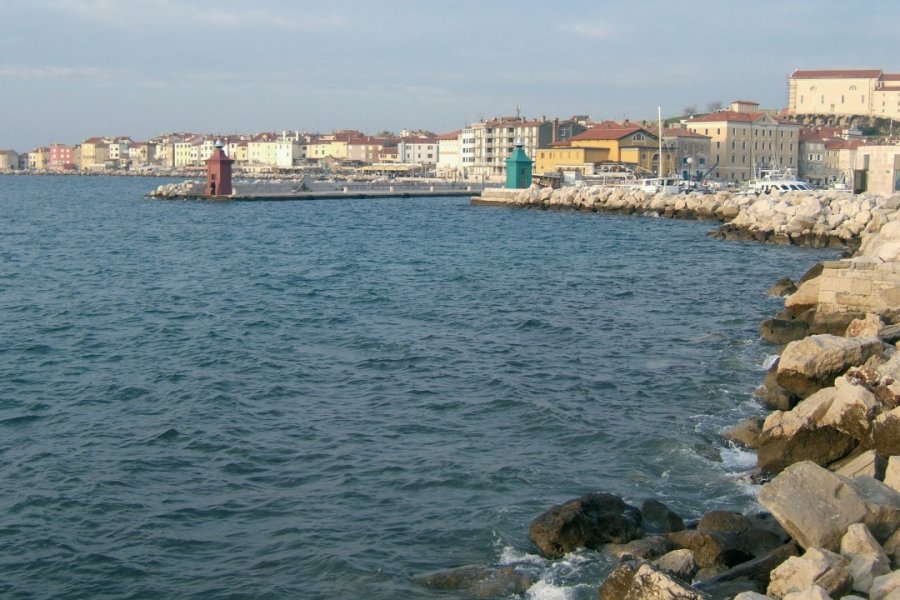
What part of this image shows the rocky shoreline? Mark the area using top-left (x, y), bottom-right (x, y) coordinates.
top-left (415, 187), bottom-right (900, 598)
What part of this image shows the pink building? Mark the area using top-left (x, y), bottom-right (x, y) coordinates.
top-left (48, 144), bottom-right (76, 171)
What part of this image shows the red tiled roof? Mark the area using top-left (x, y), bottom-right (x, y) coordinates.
top-left (687, 111), bottom-right (762, 123)
top-left (883, 86), bottom-right (900, 91)
top-left (791, 69), bottom-right (882, 79)
top-left (436, 130), bottom-right (460, 140)
top-left (824, 139), bottom-right (866, 150)
top-left (731, 100), bottom-right (760, 105)
top-left (567, 125), bottom-right (650, 142)
top-left (882, 74), bottom-right (900, 81)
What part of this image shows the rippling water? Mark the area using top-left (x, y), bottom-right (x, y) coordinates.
top-left (0, 176), bottom-right (840, 599)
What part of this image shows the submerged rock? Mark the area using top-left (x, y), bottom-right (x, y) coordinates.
top-left (411, 564), bottom-right (534, 597)
top-left (529, 492), bottom-right (643, 558)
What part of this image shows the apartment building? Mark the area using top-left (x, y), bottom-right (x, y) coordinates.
top-left (788, 69), bottom-right (900, 119)
top-left (0, 149), bottom-right (19, 170)
top-left (685, 101), bottom-right (800, 182)
top-left (435, 131), bottom-right (461, 178)
top-left (536, 122), bottom-right (666, 176)
top-left (397, 137), bottom-right (437, 166)
top-left (48, 144), bottom-right (76, 171)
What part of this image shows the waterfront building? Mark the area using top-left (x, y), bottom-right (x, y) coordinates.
top-left (346, 137), bottom-right (389, 164)
top-left (48, 144), bottom-right (76, 171)
top-left (173, 140), bottom-right (196, 167)
top-left (308, 130), bottom-right (363, 161)
top-left (467, 116), bottom-right (587, 180)
top-left (107, 138), bottom-right (132, 167)
top-left (536, 122), bottom-right (665, 176)
top-left (435, 131), bottom-right (462, 178)
top-left (825, 139), bottom-right (868, 189)
top-left (649, 127), bottom-right (712, 181)
top-left (0, 149), bottom-right (19, 170)
top-left (397, 136), bottom-right (437, 168)
top-left (127, 142), bottom-right (157, 169)
top-left (788, 69), bottom-right (900, 119)
top-left (853, 144), bottom-right (900, 195)
top-left (26, 147), bottom-right (49, 170)
top-left (247, 133), bottom-right (279, 168)
top-left (460, 127), bottom-right (475, 178)
top-left (79, 137), bottom-right (110, 170)
top-left (686, 101), bottom-right (801, 182)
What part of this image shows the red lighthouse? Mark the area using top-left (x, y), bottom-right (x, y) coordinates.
top-left (205, 140), bottom-right (234, 197)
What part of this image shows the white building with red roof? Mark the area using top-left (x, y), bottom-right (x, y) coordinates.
top-left (686, 100), bottom-right (801, 182)
top-left (788, 69), bottom-right (900, 119)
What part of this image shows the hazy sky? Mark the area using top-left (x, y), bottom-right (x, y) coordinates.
top-left (1, 0), bottom-right (898, 150)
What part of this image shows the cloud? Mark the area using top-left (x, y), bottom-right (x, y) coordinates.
top-left (566, 21), bottom-right (617, 39)
top-left (0, 65), bottom-right (121, 79)
top-left (48, 0), bottom-right (344, 31)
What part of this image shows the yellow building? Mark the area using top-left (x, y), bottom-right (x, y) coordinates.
top-left (789, 69), bottom-right (900, 120)
top-left (534, 147), bottom-right (611, 175)
top-left (540, 123), bottom-right (666, 176)
top-left (78, 137), bottom-right (110, 170)
top-left (686, 102), bottom-right (800, 182)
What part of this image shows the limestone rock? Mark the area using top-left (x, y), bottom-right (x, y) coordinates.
top-left (884, 456), bottom-right (900, 493)
top-left (869, 570), bottom-right (900, 600)
top-left (641, 499), bottom-right (685, 534)
top-left (757, 388), bottom-right (857, 474)
top-left (733, 592), bottom-right (772, 600)
top-left (759, 462), bottom-right (868, 550)
top-left (840, 523), bottom-right (891, 593)
top-left (769, 277), bottom-right (798, 297)
top-left (820, 377), bottom-right (881, 443)
top-left (412, 564), bottom-right (534, 597)
top-left (878, 323), bottom-right (900, 345)
top-left (652, 548), bottom-right (698, 583)
top-left (848, 476), bottom-right (900, 543)
top-left (873, 407), bottom-right (900, 458)
top-left (607, 535), bottom-right (673, 561)
top-left (781, 585), bottom-right (833, 600)
top-left (776, 335), bottom-right (887, 399)
top-left (599, 560), bottom-right (639, 600)
top-left (667, 529), bottom-right (753, 568)
top-left (831, 450), bottom-right (887, 480)
top-left (761, 318), bottom-right (810, 346)
top-left (846, 314), bottom-right (886, 338)
top-left (723, 417), bottom-right (764, 449)
top-left (694, 542), bottom-right (799, 599)
top-left (529, 492), bottom-right (643, 558)
top-left (766, 547), bottom-right (852, 599)
top-left (625, 563), bottom-right (711, 599)
top-left (698, 511), bottom-right (752, 535)
top-left (785, 277), bottom-right (822, 317)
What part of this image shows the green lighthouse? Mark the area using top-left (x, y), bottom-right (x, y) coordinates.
top-left (505, 137), bottom-right (533, 189)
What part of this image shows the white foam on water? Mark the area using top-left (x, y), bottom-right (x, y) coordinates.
top-left (763, 354), bottom-right (779, 369)
top-left (525, 579), bottom-right (575, 600)
top-left (498, 545), bottom-right (548, 568)
top-left (720, 443), bottom-right (757, 471)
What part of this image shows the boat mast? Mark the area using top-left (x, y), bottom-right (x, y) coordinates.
top-left (657, 106), bottom-right (663, 178)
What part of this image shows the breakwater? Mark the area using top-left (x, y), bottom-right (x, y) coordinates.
top-left (474, 185), bottom-right (900, 253)
top-left (459, 185), bottom-right (900, 599)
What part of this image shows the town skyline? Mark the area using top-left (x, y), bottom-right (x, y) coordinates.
top-left (2, 0), bottom-right (899, 151)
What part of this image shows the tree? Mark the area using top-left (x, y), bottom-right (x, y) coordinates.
top-left (681, 105), bottom-right (697, 117)
top-left (706, 100), bottom-right (724, 113)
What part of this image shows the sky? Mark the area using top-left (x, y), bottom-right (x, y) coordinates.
top-left (1, 0), bottom-right (898, 151)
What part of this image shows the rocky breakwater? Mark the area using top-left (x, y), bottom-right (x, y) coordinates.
top-left (476, 185), bottom-right (900, 252)
top-left (148, 180), bottom-right (202, 199)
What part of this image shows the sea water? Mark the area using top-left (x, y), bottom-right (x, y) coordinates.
top-left (0, 176), bottom-right (840, 599)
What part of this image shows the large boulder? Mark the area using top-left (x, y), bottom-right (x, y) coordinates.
top-left (820, 376), bottom-right (882, 443)
top-left (784, 277), bottom-right (822, 317)
top-left (775, 335), bottom-right (887, 398)
top-left (667, 529), bottom-right (753, 569)
top-left (760, 462), bottom-right (900, 551)
top-left (873, 407), bottom-right (900, 456)
top-left (756, 387), bottom-right (857, 474)
top-left (623, 563), bottom-right (711, 599)
top-left (766, 547), bottom-right (852, 599)
top-left (840, 523), bottom-right (891, 594)
top-left (694, 542), bottom-right (799, 599)
top-left (759, 462), bottom-right (868, 550)
top-left (529, 492), bottom-right (643, 558)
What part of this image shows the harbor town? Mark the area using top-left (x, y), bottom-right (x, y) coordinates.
top-left (6, 65), bottom-right (900, 600)
top-left (3, 69), bottom-right (900, 197)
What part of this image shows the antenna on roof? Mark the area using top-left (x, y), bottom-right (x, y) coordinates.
top-left (516, 104), bottom-right (521, 119)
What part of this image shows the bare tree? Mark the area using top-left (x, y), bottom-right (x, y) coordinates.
top-left (681, 105), bottom-right (697, 117)
top-left (706, 100), bottom-right (724, 113)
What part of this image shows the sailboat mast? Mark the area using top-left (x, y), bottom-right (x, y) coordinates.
top-left (657, 106), bottom-right (663, 178)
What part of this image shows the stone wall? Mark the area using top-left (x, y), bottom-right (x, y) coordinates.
top-left (818, 259), bottom-right (900, 315)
